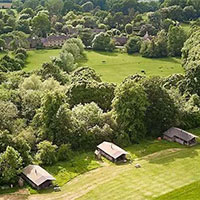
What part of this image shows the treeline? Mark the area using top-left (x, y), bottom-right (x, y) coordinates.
top-left (0, 0), bottom-right (199, 53)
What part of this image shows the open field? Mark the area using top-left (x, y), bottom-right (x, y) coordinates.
top-left (23, 49), bottom-right (184, 83)
top-left (81, 51), bottom-right (183, 83)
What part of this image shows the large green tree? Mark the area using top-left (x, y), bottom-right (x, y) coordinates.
top-left (0, 146), bottom-right (23, 184)
top-left (32, 12), bottom-right (50, 37)
top-left (112, 79), bottom-right (148, 143)
top-left (167, 25), bottom-right (186, 57)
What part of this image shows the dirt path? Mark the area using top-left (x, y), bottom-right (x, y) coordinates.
top-left (0, 189), bottom-right (29, 200)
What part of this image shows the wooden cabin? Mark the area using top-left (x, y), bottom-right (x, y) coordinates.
top-left (96, 141), bottom-right (128, 162)
top-left (163, 127), bottom-right (198, 146)
top-left (21, 165), bottom-right (55, 190)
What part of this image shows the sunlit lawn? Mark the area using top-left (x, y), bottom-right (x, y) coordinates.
top-left (24, 49), bottom-right (61, 72)
top-left (80, 51), bottom-right (184, 83)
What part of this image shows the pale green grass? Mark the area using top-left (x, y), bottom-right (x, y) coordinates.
top-left (29, 145), bottom-right (200, 200)
top-left (153, 181), bottom-right (200, 200)
top-left (24, 49), bottom-right (60, 72)
top-left (81, 51), bottom-right (184, 83)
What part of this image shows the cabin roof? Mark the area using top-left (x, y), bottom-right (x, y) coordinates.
top-left (163, 127), bottom-right (198, 142)
top-left (97, 141), bottom-right (128, 159)
top-left (22, 165), bottom-right (55, 186)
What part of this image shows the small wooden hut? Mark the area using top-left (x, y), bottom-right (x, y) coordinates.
top-left (21, 165), bottom-right (55, 190)
top-left (96, 141), bottom-right (128, 162)
top-left (163, 127), bottom-right (198, 146)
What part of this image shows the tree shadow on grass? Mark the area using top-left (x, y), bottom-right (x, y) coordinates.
top-left (151, 57), bottom-right (181, 64)
top-left (145, 144), bottom-right (200, 165)
top-left (94, 50), bottom-right (118, 57)
top-left (78, 53), bottom-right (88, 66)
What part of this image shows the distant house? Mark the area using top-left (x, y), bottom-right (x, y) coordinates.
top-left (163, 127), bottom-right (198, 146)
top-left (21, 165), bottom-right (55, 190)
top-left (41, 34), bottom-right (69, 48)
top-left (0, 0), bottom-right (12, 8)
top-left (96, 141), bottom-right (128, 162)
top-left (91, 28), bottom-right (105, 34)
top-left (114, 37), bottom-right (128, 46)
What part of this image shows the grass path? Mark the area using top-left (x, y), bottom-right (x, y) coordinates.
top-left (29, 146), bottom-right (200, 200)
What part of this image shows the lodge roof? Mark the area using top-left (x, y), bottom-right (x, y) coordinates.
top-left (22, 165), bottom-right (55, 186)
top-left (97, 141), bottom-right (128, 159)
top-left (163, 127), bottom-right (198, 142)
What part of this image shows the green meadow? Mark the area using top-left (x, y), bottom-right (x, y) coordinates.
top-left (22, 49), bottom-right (184, 84)
top-left (24, 49), bottom-right (60, 72)
top-left (81, 51), bottom-right (183, 83)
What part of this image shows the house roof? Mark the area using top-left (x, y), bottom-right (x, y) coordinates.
top-left (22, 165), bottom-right (55, 186)
top-left (114, 37), bottom-right (128, 46)
top-left (41, 34), bottom-right (69, 44)
top-left (97, 141), bottom-right (128, 159)
top-left (163, 127), bottom-right (198, 142)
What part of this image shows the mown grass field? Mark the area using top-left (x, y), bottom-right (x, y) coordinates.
top-left (29, 145), bottom-right (200, 200)
top-left (1, 129), bottom-right (200, 200)
top-left (23, 49), bottom-right (184, 83)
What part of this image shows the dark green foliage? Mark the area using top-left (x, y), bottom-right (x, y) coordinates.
top-left (57, 144), bottom-right (72, 161)
top-left (112, 79), bottom-right (148, 143)
top-left (125, 36), bottom-right (141, 54)
top-left (15, 48), bottom-right (27, 58)
top-left (15, 53), bottom-right (26, 61)
top-left (179, 64), bottom-right (200, 96)
top-left (0, 130), bottom-right (13, 153)
top-left (70, 67), bottom-right (102, 83)
top-left (167, 25), bottom-right (187, 57)
top-left (67, 80), bottom-right (116, 111)
top-left (92, 32), bottom-right (115, 51)
top-left (0, 100), bottom-right (18, 132)
top-left (182, 28), bottom-right (200, 69)
top-left (40, 62), bottom-right (69, 84)
top-left (0, 55), bottom-right (22, 72)
top-left (39, 91), bottom-right (66, 143)
top-left (140, 30), bottom-right (168, 58)
top-left (142, 77), bottom-right (178, 137)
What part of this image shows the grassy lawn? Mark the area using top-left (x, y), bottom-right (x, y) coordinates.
top-left (24, 49), bottom-right (61, 72)
top-left (27, 128), bottom-right (200, 200)
top-left (80, 51), bottom-right (184, 83)
top-left (153, 181), bottom-right (200, 200)
top-left (2, 129), bottom-right (200, 200)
